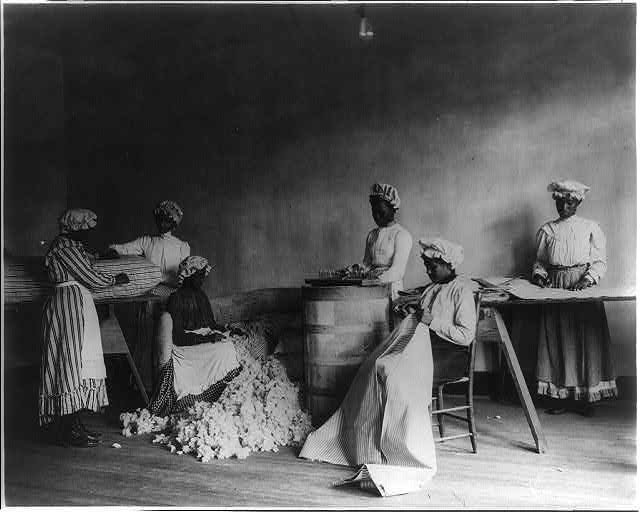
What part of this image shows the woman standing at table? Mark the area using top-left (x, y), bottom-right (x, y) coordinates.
top-left (532, 179), bottom-right (616, 416)
top-left (40, 209), bottom-right (129, 447)
top-left (361, 183), bottom-right (413, 300)
top-left (108, 199), bottom-right (190, 287)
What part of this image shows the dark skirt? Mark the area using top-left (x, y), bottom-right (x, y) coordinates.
top-left (536, 266), bottom-right (617, 402)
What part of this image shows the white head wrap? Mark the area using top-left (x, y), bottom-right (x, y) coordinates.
top-left (418, 237), bottom-right (464, 269)
top-left (547, 180), bottom-right (590, 201)
top-left (369, 183), bottom-right (401, 209)
top-left (176, 256), bottom-right (212, 286)
top-left (59, 209), bottom-right (98, 234)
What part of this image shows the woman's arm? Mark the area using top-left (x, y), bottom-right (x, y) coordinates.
top-left (109, 236), bottom-right (147, 256)
top-left (532, 227), bottom-right (550, 286)
top-left (59, 245), bottom-right (116, 290)
top-left (362, 230), bottom-right (374, 270)
top-left (586, 222), bottom-right (607, 284)
top-left (378, 229), bottom-right (412, 283)
top-left (428, 284), bottom-right (477, 346)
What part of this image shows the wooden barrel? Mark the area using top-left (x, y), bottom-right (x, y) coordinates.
top-left (303, 284), bottom-right (391, 426)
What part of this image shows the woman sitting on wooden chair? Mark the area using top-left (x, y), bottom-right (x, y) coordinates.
top-left (148, 256), bottom-right (241, 416)
top-left (299, 237), bottom-right (476, 494)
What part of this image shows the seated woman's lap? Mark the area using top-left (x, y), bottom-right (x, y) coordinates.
top-left (431, 334), bottom-right (469, 383)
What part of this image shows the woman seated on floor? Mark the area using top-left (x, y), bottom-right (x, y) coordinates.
top-left (299, 237), bottom-right (476, 492)
top-left (148, 256), bottom-right (241, 416)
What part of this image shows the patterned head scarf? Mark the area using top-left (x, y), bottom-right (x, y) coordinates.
top-left (547, 180), bottom-right (590, 202)
top-left (418, 238), bottom-right (464, 269)
top-left (59, 209), bottom-right (98, 234)
top-left (176, 256), bottom-right (212, 286)
top-left (153, 200), bottom-right (184, 225)
top-left (369, 183), bottom-right (401, 209)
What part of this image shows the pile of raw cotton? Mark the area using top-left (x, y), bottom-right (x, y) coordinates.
top-left (120, 328), bottom-right (313, 462)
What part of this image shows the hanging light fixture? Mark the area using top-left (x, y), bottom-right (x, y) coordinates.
top-left (358, 6), bottom-right (374, 40)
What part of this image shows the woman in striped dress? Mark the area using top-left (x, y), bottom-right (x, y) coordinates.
top-left (40, 209), bottom-right (129, 447)
top-left (300, 238), bottom-right (476, 494)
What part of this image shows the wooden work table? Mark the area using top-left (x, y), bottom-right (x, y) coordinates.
top-left (478, 280), bottom-right (635, 454)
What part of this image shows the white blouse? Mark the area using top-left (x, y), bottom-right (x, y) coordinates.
top-left (110, 233), bottom-right (190, 285)
top-left (420, 276), bottom-right (477, 346)
top-left (532, 215), bottom-right (607, 283)
top-left (363, 223), bottom-right (413, 299)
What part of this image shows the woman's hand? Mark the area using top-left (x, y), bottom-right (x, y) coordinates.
top-left (532, 274), bottom-right (550, 288)
top-left (570, 276), bottom-right (594, 291)
top-left (114, 273), bottom-right (130, 285)
top-left (419, 308), bottom-right (433, 326)
top-left (98, 248), bottom-right (120, 260)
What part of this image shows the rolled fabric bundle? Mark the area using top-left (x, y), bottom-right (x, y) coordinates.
top-left (92, 256), bottom-right (162, 300)
top-left (4, 255), bottom-right (162, 304)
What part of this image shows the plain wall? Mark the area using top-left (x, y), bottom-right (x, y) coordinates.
top-left (4, 5), bottom-right (636, 374)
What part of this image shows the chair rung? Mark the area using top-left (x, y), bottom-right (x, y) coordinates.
top-left (441, 413), bottom-right (469, 422)
top-left (432, 405), bottom-right (470, 415)
top-left (435, 433), bottom-right (473, 442)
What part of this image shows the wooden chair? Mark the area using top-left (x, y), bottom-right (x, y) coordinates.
top-left (430, 292), bottom-right (482, 453)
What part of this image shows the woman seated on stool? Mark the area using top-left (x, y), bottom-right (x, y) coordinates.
top-left (148, 256), bottom-right (241, 416)
top-left (40, 209), bottom-right (129, 447)
top-left (299, 237), bottom-right (476, 492)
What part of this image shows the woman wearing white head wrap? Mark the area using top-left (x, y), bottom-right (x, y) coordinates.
top-left (300, 237), bottom-right (476, 495)
top-left (40, 209), bottom-right (129, 447)
top-left (108, 199), bottom-right (190, 286)
top-left (148, 256), bottom-right (241, 416)
top-left (362, 183), bottom-right (413, 299)
top-left (531, 180), bottom-right (616, 415)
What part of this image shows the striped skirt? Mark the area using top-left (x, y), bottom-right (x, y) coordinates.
top-left (39, 282), bottom-right (109, 426)
top-left (536, 266), bottom-right (617, 402)
top-left (299, 314), bottom-right (437, 481)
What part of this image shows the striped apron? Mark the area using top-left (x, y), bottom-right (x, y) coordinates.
top-left (299, 314), bottom-right (437, 492)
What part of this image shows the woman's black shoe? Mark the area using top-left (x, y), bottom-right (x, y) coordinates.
top-left (75, 415), bottom-right (102, 440)
top-left (55, 414), bottom-right (99, 447)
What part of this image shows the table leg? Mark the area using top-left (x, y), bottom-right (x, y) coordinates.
top-left (492, 307), bottom-right (548, 454)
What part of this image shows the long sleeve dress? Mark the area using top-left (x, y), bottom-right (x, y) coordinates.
top-left (39, 235), bottom-right (117, 426)
top-left (533, 215), bottom-right (616, 402)
top-left (110, 233), bottom-right (190, 286)
top-left (299, 276), bottom-right (477, 493)
top-left (109, 232), bottom-right (190, 390)
top-left (363, 223), bottom-right (413, 300)
top-left (148, 287), bottom-right (241, 416)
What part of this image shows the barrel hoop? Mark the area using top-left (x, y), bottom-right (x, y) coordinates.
top-left (304, 323), bottom-right (389, 334)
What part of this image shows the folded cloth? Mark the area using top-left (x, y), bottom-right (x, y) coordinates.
top-left (334, 463), bottom-right (436, 497)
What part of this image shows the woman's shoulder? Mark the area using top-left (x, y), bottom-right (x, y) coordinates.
top-left (450, 275), bottom-right (477, 295)
top-left (47, 235), bottom-right (81, 255)
top-left (393, 223), bottom-right (412, 240)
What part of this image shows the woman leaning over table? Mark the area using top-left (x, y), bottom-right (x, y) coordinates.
top-left (40, 209), bottom-right (129, 447)
top-left (532, 179), bottom-right (616, 416)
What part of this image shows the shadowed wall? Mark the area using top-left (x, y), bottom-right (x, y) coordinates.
top-left (4, 4), bottom-right (636, 373)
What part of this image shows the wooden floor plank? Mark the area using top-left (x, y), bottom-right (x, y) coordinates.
top-left (3, 395), bottom-right (636, 508)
